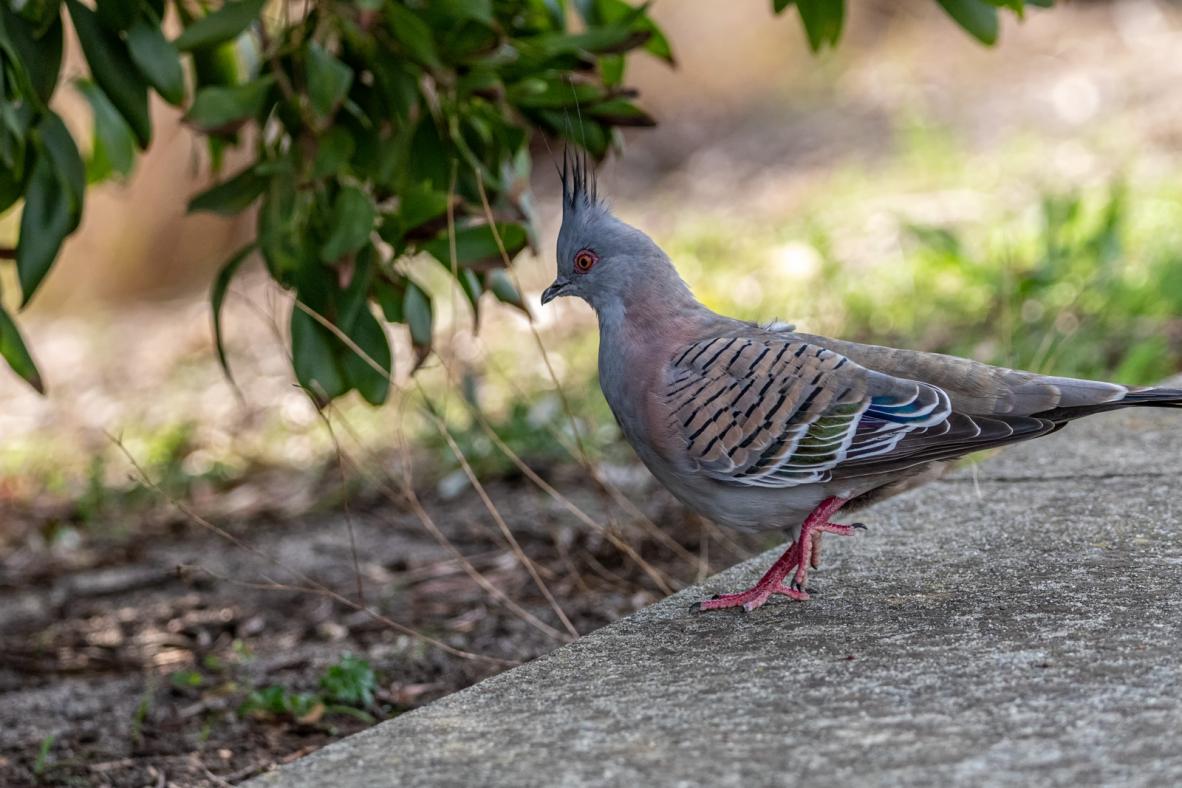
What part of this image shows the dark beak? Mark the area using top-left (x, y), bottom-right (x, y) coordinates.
top-left (541, 278), bottom-right (571, 306)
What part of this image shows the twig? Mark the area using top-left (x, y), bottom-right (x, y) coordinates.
top-left (417, 384), bottom-right (579, 639)
top-left (467, 415), bottom-right (676, 593)
top-left (312, 405), bottom-right (367, 609)
top-left (320, 403), bottom-right (572, 642)
top-left (325, 409), bottom-right (572, 644)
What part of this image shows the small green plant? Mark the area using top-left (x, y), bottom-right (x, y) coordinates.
top-left (240, 684), bottom-right (324, 722)
top-left (231, 638), bottom-right (254, 662)
top-left (319, 652), bottom-right (377, 708)
top-left (169, 668), bottom-right (204, 690)
top-left (75, 455), bottom-right (108, 524)
top-left (129, 685), bottom-right (154, 746)
top-left (32, 733), bottom-right (55, 778)
top-left (239, 653), bottom-right (379, 725)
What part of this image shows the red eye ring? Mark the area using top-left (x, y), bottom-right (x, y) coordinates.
top-left (573, 249), bottom-right (598, 273)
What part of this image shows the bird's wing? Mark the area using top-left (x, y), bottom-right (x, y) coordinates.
top-left (792, 333), bottom-right (1134, 418)
top-left (660, 334), bottom-right (1054, 488)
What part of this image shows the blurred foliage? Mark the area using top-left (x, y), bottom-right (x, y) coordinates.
top-left (841, 186), bottom-right (1182, 384)
top-left (0, 0), bottom-right (672, 402)
top-left (676, 178), bottom-right (1182, 387)
top-left (773, 0), bottom-right (1052, 50)
top-left (0, 0), bottom-right (1056, 402)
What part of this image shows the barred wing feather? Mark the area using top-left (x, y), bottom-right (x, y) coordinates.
top-left (663, 336), bottom-right (953, 488)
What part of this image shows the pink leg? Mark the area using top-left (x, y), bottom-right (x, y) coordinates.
top-left (699, 497), bottom-right (863, 613)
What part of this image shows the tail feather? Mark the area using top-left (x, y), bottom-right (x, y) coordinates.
top-left (1034, 385), bottom-right (1182, 423)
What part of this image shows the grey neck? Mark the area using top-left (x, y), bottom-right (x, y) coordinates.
top-left (593, 259), bottom-right (711, 342)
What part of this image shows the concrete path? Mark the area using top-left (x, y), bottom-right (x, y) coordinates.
top-left (251, 396), bottom-right (1182, 787)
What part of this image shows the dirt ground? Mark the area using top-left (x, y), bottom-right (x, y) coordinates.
top-left (0, 464), bottom-right (765, 787)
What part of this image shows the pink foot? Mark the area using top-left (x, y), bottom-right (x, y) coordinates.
top-left (698, 497), bottom-right (864, 613)
top-left (699, 540), bottom-right (809, 612)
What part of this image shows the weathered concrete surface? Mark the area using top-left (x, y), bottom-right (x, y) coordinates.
top-left (252, 397), bottom-right (1182, 788)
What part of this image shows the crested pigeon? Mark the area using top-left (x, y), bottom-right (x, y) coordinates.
top-left (541, 153), bottom-right (1182, 612)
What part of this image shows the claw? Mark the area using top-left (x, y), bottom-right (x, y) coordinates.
top-left (697, 497), bottom-right (857, 614)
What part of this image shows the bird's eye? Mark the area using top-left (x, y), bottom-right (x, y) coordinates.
top-left (573, 249), bottom-right (598, 273)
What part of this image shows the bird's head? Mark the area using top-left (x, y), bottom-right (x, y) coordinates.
top-left (541, 150), bottom-right (685, 314)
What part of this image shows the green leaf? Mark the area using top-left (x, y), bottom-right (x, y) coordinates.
top-left (457, 268), bottom-right (482, 311)
top-left (37, 113), bottom-right (87, 213)
top-left (338, 245), bottom-right (374, 331)
top-left (210, 243), bottom-right (255, 383)
top-left (430, 0), bottom-right (494, 25)
top-left (127, 17), bottom-right (186, 106)
top-left (488, 268), bottom-right (529, 315)
top-left (188, 165), bottom-right (267, 215)
top-left (641, 25), bottom-right (673, 63)
top-left (384, 3), bottom-right (441, 69)
top-left (772, 0), bottom-right (794, 12)
top-left (421, 222), bottom-right (528, 267)
top-left (15, 153), bottom-right (72, 306)
top-left (0, 96), bottom-right (34, 174)
top-left (95, 0), bottom-right (139, 32)
top-left (543, 0), bottom-right (567, 28)
top-left (340, 307), bottom-right (391, 405)
top-left (291, 304), bottom-right (347, 405)
top-left (76, 79), bottom-right (137, 179)
top-left (174, 0), bottom-right (265, 52)
top-left (403, 280), bottom-right (433, 348)
top-left (373, 279), bottom-right (405, 323)
top-left (590, 0), bottom-right (674, 63)
top-left (507, 78), bottom-right (605, 109)
top-left (587, 98), bottom-right (656, 127)
top-left (185, 77), bottom-right (275, 132)
top-left (0, 8), bottom-right (63, 104)
top-left (256, 168), bottom-right (307, 279)
top-left (320, 186), bottom-right (376, 262)
top-left (10, 0), bottom-right (59, 33)
top-left (190, 39), bottom-right (241, 91)
top-left (0, 304), bottom-right (44, 393)
top-left (937, 0), bottom-right (1000, 45)
top-left (532, 26), bottom-right (647, 58)
top-left (306, 42), bottom-right (354, 118)
top-left (66, 0), bottom-right (152, 147)
top-left (0, 154), bottom-right (25, 213)
top-left (794, 0), bottom-right (844, 52)
top-left (600, 54), bottom-right (625, 86)
top-left (320, 655), bottom-right (377, 707)
top-left (398, 184), bottom-right (450, 230)
top-left (312, 127), bottom-right (356, 179)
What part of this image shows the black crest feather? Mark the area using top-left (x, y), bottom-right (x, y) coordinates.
top-left (560, 146), bottom-right (597, 212)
